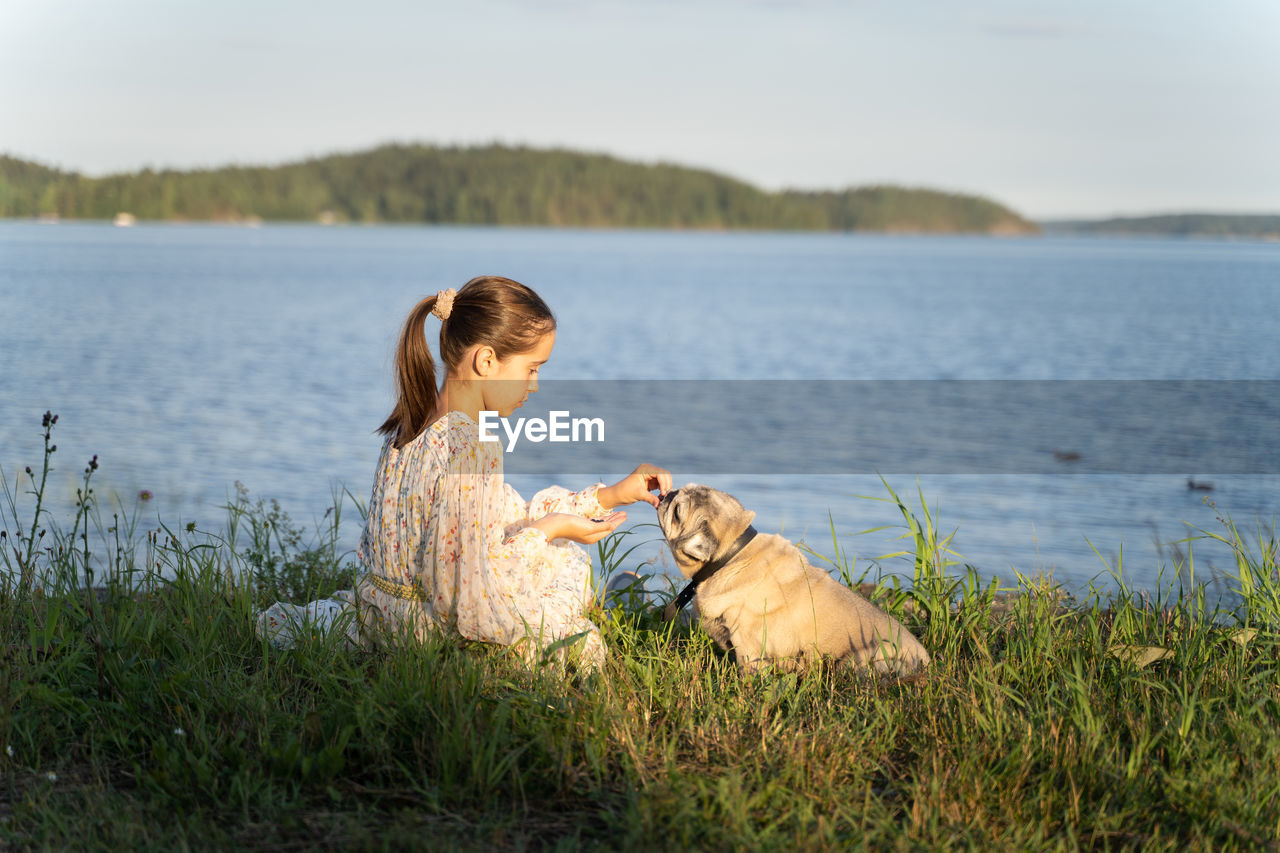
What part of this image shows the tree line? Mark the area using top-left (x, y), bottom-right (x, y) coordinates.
top-left (1043, 214), bottom-right (1280, 239)
top-left (0, 144), bottom-right (1038, 234)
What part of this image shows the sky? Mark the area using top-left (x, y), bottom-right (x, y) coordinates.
top-left (1, 0), bottom-right (1277, 219)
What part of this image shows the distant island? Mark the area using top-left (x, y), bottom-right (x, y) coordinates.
top-left (0, 144), bottom-right (1037, 235)
top-left (1043, 214), bottom-right (1280, 240)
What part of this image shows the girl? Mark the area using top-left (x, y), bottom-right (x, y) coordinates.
top-left (257, 275), bottom-right (671, 670)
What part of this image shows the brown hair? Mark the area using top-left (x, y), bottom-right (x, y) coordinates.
top-left (378, 275), bottom-right (556, 448)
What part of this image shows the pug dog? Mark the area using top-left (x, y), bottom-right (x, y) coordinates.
top-left (656, 484), bottom-right (930, 675)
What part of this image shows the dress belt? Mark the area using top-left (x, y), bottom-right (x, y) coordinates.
top-left (367, 573), bottom-right (428, 602)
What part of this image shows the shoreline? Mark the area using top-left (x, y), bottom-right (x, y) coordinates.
top-left (10, 216), bottom-right (1280, 243)
top-left (8, 215), bottom-right (1280, 241)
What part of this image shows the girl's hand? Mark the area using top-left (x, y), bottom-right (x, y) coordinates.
top-left (598, 465), bottom-right (673, 509)
top-left (530, 511), bottom-right (627, 544)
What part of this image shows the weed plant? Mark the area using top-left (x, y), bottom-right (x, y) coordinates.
top-left (1, 414), bottom-right (1278, 849)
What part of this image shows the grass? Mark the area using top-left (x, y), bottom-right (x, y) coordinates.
top-left (3, 415), bottom-right (1280, 850)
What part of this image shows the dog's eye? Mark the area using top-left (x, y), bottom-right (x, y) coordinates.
top-left (672, 504), bottom-right (681, 523)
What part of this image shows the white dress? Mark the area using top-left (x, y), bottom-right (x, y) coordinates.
top-left (256, 410), bottom-right (609, 669)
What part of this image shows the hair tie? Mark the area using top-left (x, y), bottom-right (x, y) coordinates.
top-left (431, 288), bottom-right (456, 321)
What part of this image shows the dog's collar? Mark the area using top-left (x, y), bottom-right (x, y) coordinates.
top-left (662, 525), bottom-right (758, 623)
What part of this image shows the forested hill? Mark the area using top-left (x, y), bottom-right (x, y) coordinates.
top-left (0, 144), bottom-right (1037, 235)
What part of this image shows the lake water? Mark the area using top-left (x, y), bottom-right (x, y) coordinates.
top-left (2, 222), bottom-right (1278, 598)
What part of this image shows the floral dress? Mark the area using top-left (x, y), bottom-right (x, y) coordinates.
top-left (256, 410), bottom-right (609, 669)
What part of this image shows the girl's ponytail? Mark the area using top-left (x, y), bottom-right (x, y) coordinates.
top-left (379, 294), bottom-right (439, 448)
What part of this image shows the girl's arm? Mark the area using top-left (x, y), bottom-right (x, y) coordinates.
top-left (504, 465), bottom-right (672, 524)
top-left (595, 465), bottom-right (673, 510)
top-left (500, 483), bottom-right (622, 546)
top-left (502, 482), bottom-right (610, 525)
top-left (526, 511), bottom-right (626, 545)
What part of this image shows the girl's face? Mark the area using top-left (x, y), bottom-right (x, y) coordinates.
top-left (481, 330), bottom-right (555, 417)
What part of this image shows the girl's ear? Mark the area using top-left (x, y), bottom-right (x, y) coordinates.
top-left (472, 344), bottom-right (498, 377)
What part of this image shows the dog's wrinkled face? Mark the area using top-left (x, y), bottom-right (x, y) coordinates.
top-left (656, 484), bottom-right (756, 578)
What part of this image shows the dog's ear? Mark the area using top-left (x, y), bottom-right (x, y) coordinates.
top-left (724, 508), bottom-right (756, 543)
top-left (679, 530), bottom-right (717, 564)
